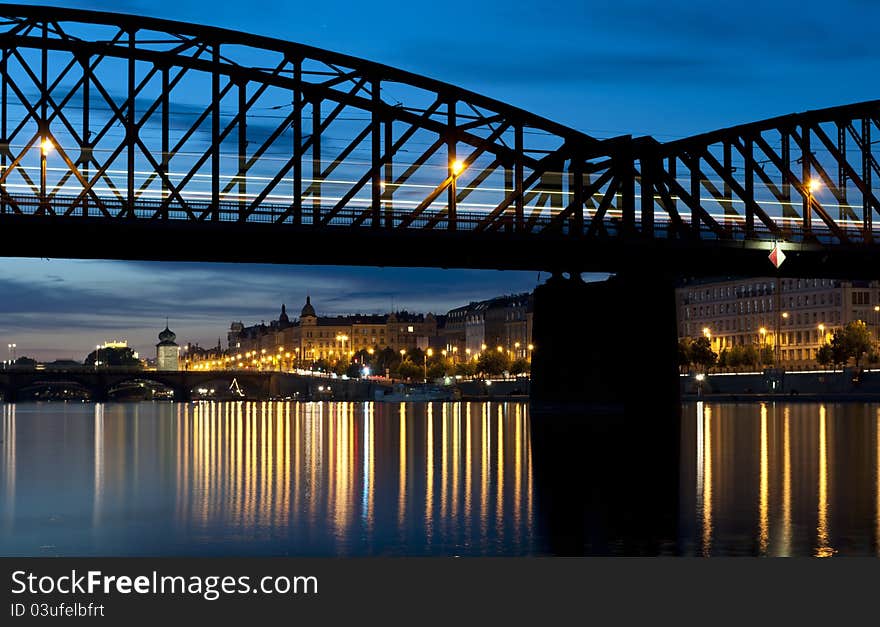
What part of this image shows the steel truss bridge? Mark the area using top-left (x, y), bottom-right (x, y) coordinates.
top-left (1, 4), bottom-right (879, 274)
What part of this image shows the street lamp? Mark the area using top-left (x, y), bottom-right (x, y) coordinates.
top-left (40, 137), bottom-right (53, 208)
top-left (7, 342), bottom-right (16, 366)
top-left (424, 348), bottom-right (433, 382)
top-left (336, 334), bottom-right (348, 367)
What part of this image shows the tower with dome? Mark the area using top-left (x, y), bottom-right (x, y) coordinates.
top-left (156, 322), bottom-right (180, 371)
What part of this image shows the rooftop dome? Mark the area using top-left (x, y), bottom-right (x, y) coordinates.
top-left (157, 324), bottom-right (177, 346)
top-left (279, 303), bottom-right (290, 324)
top-left (301, 295), bottom-right (316, 318)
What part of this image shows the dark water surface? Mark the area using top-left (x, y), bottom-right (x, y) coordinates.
top-left (1, 400), bottom-right (878, 556)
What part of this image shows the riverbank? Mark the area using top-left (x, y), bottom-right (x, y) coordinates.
top-left (683, 392), bottom-right (880, 403)
top-left (681, 366), bottom-right (880, 401)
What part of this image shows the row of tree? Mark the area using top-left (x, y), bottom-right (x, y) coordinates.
top-left (816, 320), bottom-right (875, 368)
top-left (313, 346), bottom-right (530, 380)
top-left (679, 320), bottom-right (879, 372)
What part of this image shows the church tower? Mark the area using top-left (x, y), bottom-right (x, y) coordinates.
top-left (156, 322), bottom-right (180, 371)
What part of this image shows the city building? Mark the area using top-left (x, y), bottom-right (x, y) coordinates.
top-left (222, 296), bottom-right (438, 367)
top-left (442, 293), bottom-right (533, 359)
top-left (155, 324), bottom-right (180, 371)
top-left (676, 277), bottom-right (880, 366)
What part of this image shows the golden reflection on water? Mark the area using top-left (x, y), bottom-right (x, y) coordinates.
top-left (2, 404), bottom-right (15, 528)
top-left (398, 402), bottom-right (406, 531)
top-left (93, 403), bottom-right (104, 526)
top-left (759, 403), bottom-right (769, 556)
top-left (781, 407), bottom-right (792, 555)
top-left (425, 402), bottom-right (434, 541)
top-left (700, 403), bottom-right (713, 556)
top-left (692, 402), bottom-right (854, 557)
top-left (816, 404), bottom-right (833, 557)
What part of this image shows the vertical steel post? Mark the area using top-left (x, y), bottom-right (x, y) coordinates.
top-left (514, 125), bottom-right (524, 232)
top-left (384, 118), bottom-right (392, 228)
top-left (292, 58), bottom-right (302, 226)
top-left (802, 124), bottom-right (811, 233)
top-left (690, 155), bottom-right (700, 235)
top-left (744, 137), bottom-right (754, 236)
top-left (447, 99), bottom-right (457, 230)
top-left (238, 79), bottom-right (247, 219)
top-left (1, 47), bottom-right (6, 215)
top-left (161, 65), bottom-right (169, 217)
top-left (570, 158), bottom-right (583, 236)
top-left (127, 29), bottom-right (136, 217)
top-left (311, 97), bottom-right (320, 225)
top-left (82, 54), bottom-right (90, 217)
top-left (40, 22), bottom-right (48, 211)
top-left (863, 118), bottom-right (872, 235)
top-left (211, 42), bottom-right (220, 221)
top-left (371, 79), bottom-right (381, 228)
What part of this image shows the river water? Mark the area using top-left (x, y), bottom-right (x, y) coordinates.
top-left (0, 400), bottom-right (878, 556)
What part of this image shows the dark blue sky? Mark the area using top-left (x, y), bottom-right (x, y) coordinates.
top-left (5, 0), bottom-right (879, 360)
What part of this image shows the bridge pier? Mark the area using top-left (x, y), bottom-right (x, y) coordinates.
top-left (528, 270), bottom-right (681, 554)
top-left (173, 386), bottom-right (192, 402)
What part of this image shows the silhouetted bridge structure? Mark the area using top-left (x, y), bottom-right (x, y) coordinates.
top-left (0, 5), bottom-right (878, 276)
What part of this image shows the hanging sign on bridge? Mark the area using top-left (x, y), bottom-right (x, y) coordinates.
top-left (768, 242), bottom-right (786, 269)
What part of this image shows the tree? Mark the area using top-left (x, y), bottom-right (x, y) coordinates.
top-left (426, 361), bottom-right (447, 380)
top-left (829, 332), bottom-right (850, 368)
top-left (689, 336), bottom-right (717, 371)
top-left (509, 357), bottom-right (530, 375)
top-left (742, 345), bottom-right (760, 368)
top-left (759, 345), bottom-right (775, 366)
top-left (677, 338), bottom-right (693, 369)
top-left (842, 320), bottom-right (873, 368)
top-left (817, 343), bottom-right (834, 369)
top-left (312, 358), bottom-right (332, 373)
top-left (13, 355), bottom-right (36, 367)
top-left (397, 360), bottom-right (421, 380)
top-left (455, 361), bottom-right (476, 378)
top-left (373, 347), bottom-right (399, 375)
top-left (476, 350), bottom-right (511, 376)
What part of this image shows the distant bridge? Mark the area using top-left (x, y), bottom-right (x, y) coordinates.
top-left (0, 5), bottom-right (878, 275)
top-left (0, 368), bottom-right (277, 401)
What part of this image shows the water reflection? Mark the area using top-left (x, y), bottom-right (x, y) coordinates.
top-left (0, 401), bottom-right (534, 556)
top-left (684, 401), bottom-right (880, 556)
top-left (3, 400), bottom-right (880, 555)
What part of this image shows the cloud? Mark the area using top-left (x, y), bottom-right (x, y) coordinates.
top-left (0, 258), bottom-right (558, 360)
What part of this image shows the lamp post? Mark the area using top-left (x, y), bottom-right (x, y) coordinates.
top-left (777, 312), bottom-right (789, 366)
top-left (451, 159), bottom-right (464, 226)
top-left (336, 334), bottom-right (348, 368)
top-left (40, 137), bottom-right (52, 210)
top-left (874, 305), bottom-right (879, 341)
top-left (424, 348), bottom-right (433, 382)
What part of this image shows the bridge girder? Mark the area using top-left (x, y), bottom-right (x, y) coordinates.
top-left (0, 5), bottom-right (876, 273)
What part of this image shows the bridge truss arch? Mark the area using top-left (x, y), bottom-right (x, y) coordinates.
top-left (0, 5), bottom-right (878, 272)
top-left (0, 5), bottom-right (621, 256)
